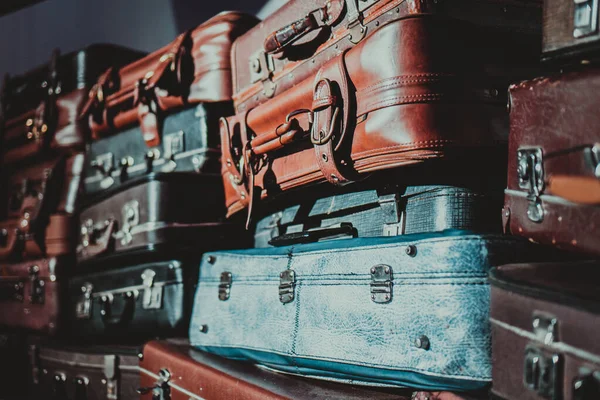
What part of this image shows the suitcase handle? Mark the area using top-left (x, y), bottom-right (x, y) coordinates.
top-left (268, 222), bottom-right (357, 246)
top-left (264, 0), bottom-right (345, 56)
top-left (547, 175), bottom-right (600, 205)
top-left (100, 291), bottom-right (136, 327)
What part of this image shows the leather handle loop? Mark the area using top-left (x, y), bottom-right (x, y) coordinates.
top-left (78, 219), bottom-right (116, 259)
top-left (100, 291), bottom-right (136, 327)
top-left (547, 175), bottom-right (600, 205)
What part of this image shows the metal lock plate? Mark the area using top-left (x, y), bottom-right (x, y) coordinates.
top-left (75, 283), bottom-right (93, 319)
top-left (370, 265), bottom-right (393, 303)
top-left (141, 269), bottom-right (162, 310)
top-left (114, 200), bottom-right (140, 246)
top-left (574, 0), bottom-right (599, 38)
top-left (524, 346), bottom-right (561, 399)
top-left (161, 131), bottom-right (185, 173)
top-left (532, 312), bottom-right (558, 345)
top-left (279, 270), bottom-right (296, 304)
top-left (91, 152), bottom-right (116, 190)
top-left (517, 148), bottom-right (545, 223)
top-left (219, 272), bottom-right (232, 301)
top-left (28, 265), bottom-right (45, 304)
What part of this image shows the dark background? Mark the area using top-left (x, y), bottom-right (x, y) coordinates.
top-left (0, 0), bottom-right (285, 79)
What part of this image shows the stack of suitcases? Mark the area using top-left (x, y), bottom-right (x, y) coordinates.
top-left (0, 0), bottom-right (598, 399)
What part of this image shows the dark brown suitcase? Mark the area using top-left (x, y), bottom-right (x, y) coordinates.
top-left (28, 338), bottom-right (140, 400)
top-left (0, 256), bottom-right (70, 334)
top-left (543, 0), bottom-right (600, 61)
top-left (222, 0), bottom-right (542, 222)
top-left (1, 45), bottom-right (143, 165)
top-left (502, 68), bottom-right (600, 256)
top-left (0, 153), bottom-right (84, 262)
top-left (139, 339), bottom-right (418, 399)
top-left (0, 334), bottom-right (29, 400)
top-left (489, 261), bottom-right (600, 400)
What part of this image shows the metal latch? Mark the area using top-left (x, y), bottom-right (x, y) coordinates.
top-left (161, 131), bottom-right (185, 173)
top-left (370, 265), bottom-right (393, 303)
top-left (219, 272), bottom-right (232, 301)
top-left (28, 265), bottom-right (44, 304)
top-left (91, 152), bottom-right (116, 190)
top-left (532, 312), bottom-right (558, 344)
top-left (52, 372), bottom-right (68, 399)
top-left (573, 368), bottom-right (600, 400)
top-left (75, 282), bottom-right (93, 319)
top-left (574, 0), bottom-right (599, 38)
top-left (104, 355), bottom-right (119, 400)
top-left (113, 200), bottom-right (140, 246)
top-left (523, 346), bottom-right (561, 399)
top-left (346, 0), bottom-right (368, 44)
top-left (517, 147), bottom-right (545, 222)
top-left (279, 270), bottom-right (296, 304)
top-left (138, 368), bottom-right (171, 400)
top-left (378, 193), bottom-right (405, 236)
top-left (141, 269), bottom-right (162, 309)
top-left (249, 51), bottom-right (277, 98)
top-left (74, 376), bottom-right (89, 400)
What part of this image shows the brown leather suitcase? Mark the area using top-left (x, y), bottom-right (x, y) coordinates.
top-left (502, 67), bottom-right (600, 256)
top-left (139, 339), bottom-right (416, 399)
top-left (0, 256), bottom-right (70, 334)
top-left (0, 45), bottom-right (143, 165)
top-left (28, 338), bottom-right (140, 400)
top-left (0, 153), bottom-right (84, 262)
top-left (489, 261), bottom-right (600, 400)
top-left (542, 0), bottom-right (600, 61)
top-left (222, 0), bottom-right (543, 222)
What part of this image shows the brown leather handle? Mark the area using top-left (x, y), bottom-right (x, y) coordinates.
top-left (547, 175), bottom-right (600, 205)
top-left (0, 227), bottom-right (20, 259)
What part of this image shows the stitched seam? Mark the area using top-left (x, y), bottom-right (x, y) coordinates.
top-left (358, 78), bottom-right (452, 95)
top-left (359, 74), bottom-right (456, 93)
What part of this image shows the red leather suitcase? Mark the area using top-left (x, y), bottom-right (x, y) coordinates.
top-left (221, 0), bottom-right (542, 222)
top-left (489, 261), bottom-right (600, 400)
top-left (502, 67), bottom-right (600, 256)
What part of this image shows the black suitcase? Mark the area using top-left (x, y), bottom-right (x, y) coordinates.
top-left (84, 103), bottom-right (227, 195)
top-left (0, 334), bottom-right (28, 400)
top-left (69, 254), bottom-right (200, 341)
top-left (28, 338), bottom-right (140, 400)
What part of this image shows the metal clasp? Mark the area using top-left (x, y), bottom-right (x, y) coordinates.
top-left (161, 131), bottom-right (185, 173)
top-left (250, 51), bottom-right (277, 98)
top-left (113, 200), bottom-right (140, 246)
top-left (141, 269), bottom-right (162, 310)
top-left (75, 282), bottom-right (93, 319)
top-left (279, 270), bottom-right (296, 304)
top-left (532, 312), bottom-right (558, 345)
top-left (218, 272), bottom-right (232, 301)
top-left (524, 346), bottom-right (561, 399)
top-left (517, 147), bottom-right (545, 222)
top-left (28, 265), bottom-right (44, 304)
top-left (370, 265), bottom-right (393, 303)
top-left (104, 355), bottom-right (118, 400)
top-left (91, 152), bottom-right (116, 190)
top-left (574, 0), bottom-right (599, 38)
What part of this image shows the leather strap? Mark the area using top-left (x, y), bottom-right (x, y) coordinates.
top-left (45, 214), bottom-right (73, 257)
top-left (547, 175), bottom-right (600, 205)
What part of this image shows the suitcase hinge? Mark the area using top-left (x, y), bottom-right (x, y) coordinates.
top-left (104, 355), bottom-right (119, 400)
top-left (346, 0), bottom-right (367, 44)
top-left (28, 264), bottom-right (44, 304)
top-left (113, 200), bottom-right (140, 246)
top-left (378, 193), bottom-right (406, 236)
top-left (219, 272), bottom-right (232, 301)
top-left (573, 0), bottom-right (599, 38)
top-left (279, 269), bottom-right (296, 304)
top-left (517, 147), bottom-right (545, 223)
top-left (141, 269), bottom-right (162, 310)
top-left (370, 265), bottom-right (393, 303)
top-left (75, 282), bottom-right (94, 319)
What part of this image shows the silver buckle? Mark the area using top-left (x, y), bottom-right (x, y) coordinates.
top-left (279, 270), bottom-right (296, 304)
top-left (219, 272), bottom-right (232, 301)
top-left (370, 265), bottom-right (393, 303)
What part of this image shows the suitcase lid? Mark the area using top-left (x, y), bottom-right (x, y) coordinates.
top-left (489, 261), bottom-right (600, 314)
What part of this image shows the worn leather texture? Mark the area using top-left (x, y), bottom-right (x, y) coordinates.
top-left (68, 257), bottom-right (199, 340)
top-left (255, 184), bottom-right (502, 248)
top-left (503, 68), bottom-right (600, 256)
top-left (84, 104), bottom-right (225, 195)
top-left (222, 13), bottom-right (541, 218)
top-left (1, 45), bottom-right (143, 165)
top-left (77, 173), bottom-right (236, 262)
top-left (0, 153), bottom-right (84, 261)
top-left (27, 339), bottom-right (140, 400)
top-left (0, 256), bottom-right (70, 334)
top-left (190, 231), bottom-right (549, 391)
top-left (232, 0), bottom-right (541, 110)
top-left (83, 12), bottom-right (258, 138)
top-left (140, 340), bottom-right (415, 399)
top-left (489, 262), bottom-right (600, 400)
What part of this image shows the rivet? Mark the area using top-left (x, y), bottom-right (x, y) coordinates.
top-left (385, 294), bottom-right (390, 301)
top-left (414, 335), bottom-right (430, 350)
top-left (375, 21), bottom-right (380, 26)
top-left (199, 324), bottom-right (208, 333)
top-left (405, 245), bottom-right (417, 257)
top-left (490, 88), bottom-right (499, 97)
top-left (138, 352), bottom-right (144, 360)
top-left (240, 193), bottom-right (246, 200)
top-left (207, 256), bottom-right (216, 264)
top-left (370, 267), bottom-right (376, 274)
top-left (371, 294), bottom-right (375, 301)
top-left (322, 153), bottom-right (328, 162)
top-left (384, 266), bottom-right (390, 274)
top-left (331, 174), bottom-right (339, 182)
top-left (504, 208), bottom-right (510, 218)
top-left (396, 7), bottom-right (400, 13)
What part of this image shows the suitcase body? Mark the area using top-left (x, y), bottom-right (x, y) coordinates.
top-left (139, 339), bottom-right (414, 399)
top-left (69, 256), bottom-right (199, 340)
top-left (1, 45), bottom-right (143, 165)
top-left (28, 339), bottom-right (140, 400)
top-left (543, 0), bottom-right (600, 61)
top-left (0, 256), bottom-right (70, 334)
top-left (83, 104), bottom-right (224, 194)
top-left (222, 6), bottom-right (541, 218)
top-left (255, 183), bottom-right (502, 248)
top-left (0, 334), bottom-right (29, 400)
top-left (0, 153), bottom-right (84, 262)
top-left (77, 173), bottom-right (237, 262)
top-left (503, 68), bottom-right (600, 256)
top-left (489, 261), bottom-right (600, 400)
top-left (190, 231), bottom-right (549, 391)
